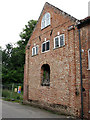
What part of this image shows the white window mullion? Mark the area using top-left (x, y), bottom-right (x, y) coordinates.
top-left (54, 38), bottom-right (55, 49)
top-left (59, 36), bottom-right (60, 47)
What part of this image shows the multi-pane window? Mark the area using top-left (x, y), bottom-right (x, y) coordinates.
top-left (41, 12), bottom-right (50, 29)
top-left (88, 49), bottom-right (90, 69)
top-left (32, 45), bottom-right (38, 56)
top-left (42, 40), bottom-right (50, 53)
top-left (54, 34), bottom-right (65, 49)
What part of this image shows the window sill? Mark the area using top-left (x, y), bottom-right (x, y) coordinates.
top-left (32, 54), bottom-right (38, 57)
top-left (41, 50), bottom-right (50, 54)
top-left (41, 84), bottom-right (50, 88)
top-left (41, 25), bottom-right (50, 30)
top-left (53, 45), bottom-right (65, 50)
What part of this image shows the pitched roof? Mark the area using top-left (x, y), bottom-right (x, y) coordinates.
top-left (36, 2), bottom-right (78, 30)
top-left (77, 16), bottom-right (90, 28)
top-left (27, 2), bottom-right (78, 48)
top-left (45, 2), bottom-right (78, 21)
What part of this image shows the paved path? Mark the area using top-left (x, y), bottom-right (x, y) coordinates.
top-left (1, 99), bottom-right (77, 119)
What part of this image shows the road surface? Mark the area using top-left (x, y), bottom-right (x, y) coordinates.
top-left (1, 99), bottom-right (77, 119)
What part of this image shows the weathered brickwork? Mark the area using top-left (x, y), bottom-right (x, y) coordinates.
top-left (24, 2), bottom-right (90, 119)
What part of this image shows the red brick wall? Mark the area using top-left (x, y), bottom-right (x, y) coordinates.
top-left (80, 24), bottom-right (90, 118)
top-left (24, 3), bottom-right (89, 118)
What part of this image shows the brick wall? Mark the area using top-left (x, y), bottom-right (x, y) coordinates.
top-left (24, 2), bottom-right (89, 119)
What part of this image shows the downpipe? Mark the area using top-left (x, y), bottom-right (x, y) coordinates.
top-left (78, 29), bottom-right (83, 120)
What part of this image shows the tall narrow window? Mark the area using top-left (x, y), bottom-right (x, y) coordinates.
top-left (54, 36), bottom-right (59, 48)
top-left (60, 34), bottom-right (65, 47)
top-left (42, 43), bottom-right (45, 52)
top-left (54, 34), bottom-right (65, 49)
top-left (88, 49), bottom-right (90, 69)
top-left (32, 45), bottom-right (38, 56)
top-left (42, 40), bottom-right (50, 53)
top-left (46, 41), bottom-right (50, 51)
top-left (41, 12), bottom-right (51, 29)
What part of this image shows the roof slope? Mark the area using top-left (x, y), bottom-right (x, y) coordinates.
top-left (26, 2), bottom-right (78, 48)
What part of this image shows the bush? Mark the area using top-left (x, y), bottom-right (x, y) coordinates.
top-left (2, 89), bottom-right (11, 98)
top-left (2, 89), bottom-right (23, 102)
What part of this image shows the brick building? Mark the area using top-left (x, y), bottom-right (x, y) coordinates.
top-left (24, 2), bottom-right (90, 119)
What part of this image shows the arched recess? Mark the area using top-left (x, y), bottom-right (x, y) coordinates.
top-left (41, 64), bottom-right (50, 86)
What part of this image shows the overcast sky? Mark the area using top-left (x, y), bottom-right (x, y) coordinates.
top-left (0, 0), bottom-right (89, 49)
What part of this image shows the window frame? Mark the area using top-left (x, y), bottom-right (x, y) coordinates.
top-left (41, 12), bottom-right (51, 30)
top-left (88, 49), bottom-right (90, 70)
top-left (54, 34), bottom-right (65, 49)
top-left (41, 40), bottom-right (50, 53)
top-left (32, 45), bottom-right (39, 56)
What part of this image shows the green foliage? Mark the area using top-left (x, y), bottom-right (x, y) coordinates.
top-left (2, 20), bottom-right (37, 84)
top-left (2, 89), bottom-right (11, 98)
top-left (20, 20), bottom-right (37, 45)
top-left (2, 89), bottom-right (23, 102)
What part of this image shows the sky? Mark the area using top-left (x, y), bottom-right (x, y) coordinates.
top-left (0, 0), bottom-right (89, 49)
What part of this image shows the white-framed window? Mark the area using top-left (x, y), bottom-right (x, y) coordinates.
top-left (42, 40), bottom-right (50, 53)
top-left (54, 34), bottom-right (65, 49)
top-left (41, 12), bottom-right (50, 29)
top-left (32, 45), bottom-right (38, 56)
top-left (88, 49), bottom-right (90, 70)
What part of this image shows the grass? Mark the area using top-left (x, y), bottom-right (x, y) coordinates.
top-left (2, 89), bottom-right (23, 103)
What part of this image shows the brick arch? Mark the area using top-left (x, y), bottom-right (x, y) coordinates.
top-left (41, 64), bottom-right (50, 86)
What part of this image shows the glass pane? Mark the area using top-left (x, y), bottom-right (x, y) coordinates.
top-left (42, 43), bottom-right (45, 52)
top-left (55, 37), bottom-right (59, 48)
top-left (33, 48), bottom-right (35, 55)
top-left (60, 35), bottom-right (64, 47)
top-left (46, 18), bottom-right (50, 26)
top-left (42, 15), bottom-right (45, 21)
top-left (46, 13), bottom-right (50, 19)
top-left (46, 41), bottom-right (50, 51)
top-left (41, 21), bottom-right (45, 29)
top-left (36, 46), bottom-right (38, 55)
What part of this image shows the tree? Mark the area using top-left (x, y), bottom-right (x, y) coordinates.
top-left (2, 20), bottom-right (37, 84)
top-left (20, 20), bottom-right (37, 46)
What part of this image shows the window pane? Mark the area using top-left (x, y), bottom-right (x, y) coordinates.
top-left (42, 15), bottom-right (45, 21)
top-left (45, 13), bottom-right (50, 27)
top-left (55, 37), bottom-right (59, 48)
top-left (41, 21), bottom-right (45, 29)
top-left (60, 35), bottom-right (64, 47)
top-left (46, 18), bottom-right (50, 26)
top-left (36, 46), bottom-right (38, 55)
top-left (46, 13), bottom-right (50, 19)
top-left (33, 47), bottom-right (35, 55)
top-left (42, 43), bottom-right (45, 52)
top-left (46, 41), bottom-right (50, 51)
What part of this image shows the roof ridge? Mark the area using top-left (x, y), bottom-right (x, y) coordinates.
top-left (26, 2), bottom-right (78, 48)
top-left (45, 2), bottom-right (78, 21)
